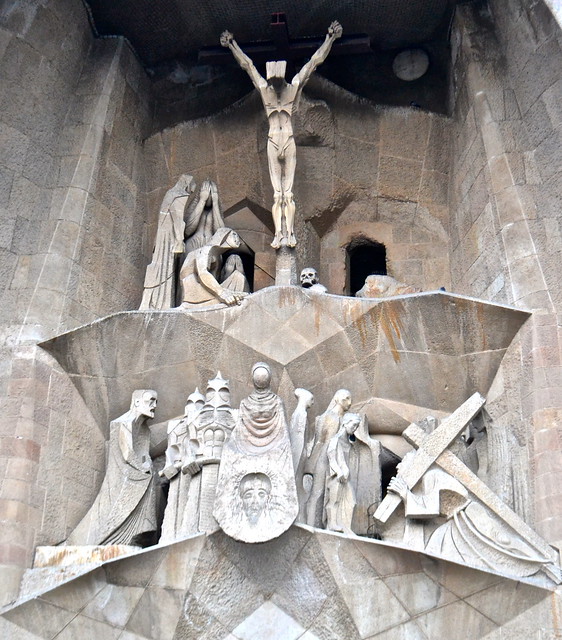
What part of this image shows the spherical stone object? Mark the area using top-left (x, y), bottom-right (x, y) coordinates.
top-left (392, 48), bottom-right (430, 81)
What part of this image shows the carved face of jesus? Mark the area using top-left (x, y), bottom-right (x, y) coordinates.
top-left (240, 473), bottom-right (272, 524)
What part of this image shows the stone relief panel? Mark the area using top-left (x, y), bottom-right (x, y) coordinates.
top-left (214, 363), bottom-right (302, 543)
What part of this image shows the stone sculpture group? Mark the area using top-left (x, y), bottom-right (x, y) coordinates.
top-left (140, 176), bottom-right (250, 311)
top-left (63, 370), bottom-right (561, 585)
top-left (68, 17), bottom-right (561, 592)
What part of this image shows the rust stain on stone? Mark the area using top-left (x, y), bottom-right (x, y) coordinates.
top-left (38, 549), bottom-right (67, 567)
top-left (37, 545), bottom-right (131, 567)
top-left (343, 299), bottom-right (370, 347)
top-left (313, 299), bottom-right (321, 335)
top-left (380, 301), bottom-right (405, 363)
top-left (278, 287), bottom-right (297, 308)
top-left (551, 592), bottom-right (561, 633)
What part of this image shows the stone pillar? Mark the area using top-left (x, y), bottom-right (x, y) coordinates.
top-left (275, 246), bottom-right (298, 286)
top-left (450, 1), bottom-right (562, 548)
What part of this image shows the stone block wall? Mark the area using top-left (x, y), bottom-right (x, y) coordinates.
top-left (450, 0), bottom-right (562, 542)
top-left (318, 99), bottom-right (451, 295)
top-left (0, 0), bottom-right (153, 606)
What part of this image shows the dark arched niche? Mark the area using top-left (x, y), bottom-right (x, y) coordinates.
top-left (346, 237), bottom-right (387, 296)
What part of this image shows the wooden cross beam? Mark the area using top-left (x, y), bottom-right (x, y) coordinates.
top-left (199, 12), bottom-right (371, 67)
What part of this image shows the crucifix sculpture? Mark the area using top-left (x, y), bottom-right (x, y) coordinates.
top-left (220, 20), bottom-right (343, 249)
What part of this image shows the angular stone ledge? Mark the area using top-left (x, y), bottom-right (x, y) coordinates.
top-left (40, 288), bottom-right (530, 438)
top-left (1, 527), bottom-right (555, 640)
top-left (34, 544), bottom-right (141, 568)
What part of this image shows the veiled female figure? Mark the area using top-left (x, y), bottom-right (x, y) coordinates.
top-left (325, 412), bottom-right (361, 534)
top-left (140, 175), bottom-right (194, 310)
top-left (213, 363), bottom-right (299, 543)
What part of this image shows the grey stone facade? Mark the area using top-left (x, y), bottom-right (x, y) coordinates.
top-left (0, 0), bottom-right (561, 636)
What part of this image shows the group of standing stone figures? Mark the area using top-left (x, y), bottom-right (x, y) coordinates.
top-left (65, 367), bottom-right (561, 583)
top-left (65, 363), bottom-right (382, 547)
top-left (140, 176), bottom-right (250, 311)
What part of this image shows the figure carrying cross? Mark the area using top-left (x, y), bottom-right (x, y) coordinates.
top-left (220, 21), bottom-right (343, 249)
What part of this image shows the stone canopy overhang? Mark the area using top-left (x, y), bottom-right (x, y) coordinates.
top-left (83, 0), bottom-right (459, 66)
top-left (40, 287), bottom-right (530, 440)
top-left (2, 525), bottom-right (555, 638)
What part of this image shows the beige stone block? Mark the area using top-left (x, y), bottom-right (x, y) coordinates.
top-left (378, 198), bottom-right (417, 224)
top-left (81, 583), bottom-right (145, 628)
top-left (536, 493), bottom-right (562, 522)
top-left (2, 598), bottom-right (75, 638)
top-left (55, 614), bottom-right (122, 640)
top-left (0, 615), bottom-right (43, 639)
top-left (163, 121), bottom-right (215, 174)
top-left (509, 254), bottom-right (548, 304)
top-left (369, 620), bottom-right (427, 640)
top-left (533, 450), bottom-right (562, 475)
top-left (150, 535), bottom-right (206, 590)
top-left (39, 569), bottom-right (106, 612)
top-left (501, 220), bottom-right (536, 263)
top-left (294, 145), bottom-right (334, 218)
top-left (6, 457), bottom-right (35, 482)
top-left (380, 109), bottom-right (431, 162)
top-left (340, 577), bottom-right (411, 637)
top-left (0, 478), bottom-right (31, 503)
top-left (419, 169), bottom-right (449, 207)
top-left (384, 572), bottom-right (456, 617)
top-left (353, 538), bottom-right (421, 577)
top-left (335, 135), bottom-right (378, 190)
top-left (216, 144), bottom-right (261, 212)
top-left (213, 104), bottom-right (261, 155)
top-left (378, 156), bottom-right (422, 201)
top-left (231, 601), bottom-right (306, 640)
top-left (119, 631), bottom-right (152, 640)
top-left (416, 599), bottom-right (497, 638)
top-left (333, 101), bottom-right (379, 144)
top-left (489, 154), bottom-right (516, 193)
top-left (57, 186), bottom-right (90, 224)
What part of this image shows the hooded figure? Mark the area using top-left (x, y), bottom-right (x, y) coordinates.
top-left (179, 227), bottom-right (248, 308)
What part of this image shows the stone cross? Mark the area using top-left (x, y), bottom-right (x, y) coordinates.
top-left (374, 392), bottom-right (486, 523)
top-left (404, 422), bottom-right (560, 572)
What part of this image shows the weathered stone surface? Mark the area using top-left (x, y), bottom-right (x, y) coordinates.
top-left (0, 525), bottom-right (558, 638)
top-left (40, 288), bottom-right (529, 439)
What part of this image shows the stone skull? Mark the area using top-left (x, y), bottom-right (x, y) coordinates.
top-left (300, 267), bottom-right (319, 288)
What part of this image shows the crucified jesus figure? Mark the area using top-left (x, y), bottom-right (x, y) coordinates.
top-left (221, 21), bottom-right (343, 249)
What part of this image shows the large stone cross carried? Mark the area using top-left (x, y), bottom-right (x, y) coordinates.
top-left (374, 392), bottom-right (559, 568)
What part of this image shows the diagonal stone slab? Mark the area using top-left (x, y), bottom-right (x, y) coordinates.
top-left (40, 288), bottom-right (530, 433)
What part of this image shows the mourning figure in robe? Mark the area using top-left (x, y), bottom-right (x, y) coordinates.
top-left (66, 390), bottom-right (158, 547)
